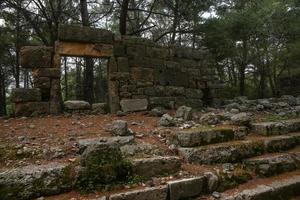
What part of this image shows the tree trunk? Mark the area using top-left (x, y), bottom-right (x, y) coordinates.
top-left (119, 0), bottom-right (130, 35)
top-left (0, 65), bottom-right (6, 116)
top-left (64, 57), bottom-right (68, 100)
top-left (239, 39), bottom-right (248, 96)
top-left (171, 0), bottom-right (179, 45)
top-left (80, 0), bottom-right (94, 104)
top-left (15, 0), bottom-right (22, 88)
top-left (75, 58), bottom-right (82, 100)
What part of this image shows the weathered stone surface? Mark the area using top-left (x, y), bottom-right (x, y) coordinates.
top-left (109, 186), bottom-right (168, 200)
top-left (15, 102), bottom-right (49, 117)
top-left (245, 153), bottom-right (298, 177)
top-left (185, 88), bottom-right (203, 99)
top-left (78, 136), bottom-right (135, 154)
top-left (0, 163), bottom-right (74, 200)
top-left (78, 142), bottom-right (131, 189)
top-left (20, 46), bottom-right (53, 68)
top-left (64, 100), bottom-right (90, 110)
top-left (159, 114), bottom-right (175, 127)
top-left (175, 106), bottom-right (193, 121)
top-left (179, 141), bottom-right (264, 164)
top-left (230, 113), bottom-right (251, 126)
top-left (131, 67), bottom-right (154, 82)
top-left (169, 127), bottom-right (235, 147)
top-left (223, 175), bottom-right (300, 200)
top-left (149, 107), bottom-right (167, 117)
top-left (149, 97), bottom-right (175, 109)
top-left (58, 25), bottom-right (114, 44)
top-left (117, 57), bottom-right (129, 72)
top-left (131, 156), bottom-right (181, 178)
top-left (252, 119), bottom-right (300, 136)
top-left (33, 77), bottom-right (51, 89)
top-left (120, 99), bottom-right (148, 112)
top-left (33, 68), bottom-right (61, 78)
top-left (49, 78), bottom-right (62, 114)
top-left (179, 133), bottom-right (300, 164)
top-left (167, 176), bottom-right (206, 200)
top-left (111, 120), bottom-right (133, 136)
top-left (11, 88), bottom-right (41, 103)
top-left (91, 103), bottom-right (108, 114)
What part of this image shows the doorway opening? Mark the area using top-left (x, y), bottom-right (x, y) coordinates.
top-left (60, 57), bottom-right (108, 104)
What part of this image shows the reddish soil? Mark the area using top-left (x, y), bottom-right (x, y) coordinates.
top-left (0, 112), bottom-right (162, 170)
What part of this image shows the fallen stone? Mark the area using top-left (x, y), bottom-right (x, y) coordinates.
top-left (175, 106), bottom-right (193, 121)
top-left (78, 136), bottom-right (135, 153)
top-left (131, 156), bottom-right (181, 178)
top-left (0, 163), bottom-right (74, 200)
top-left (109, 186), bottom-right (168, 200)
top-left (11, 88), bottom-right (42, 103)
top-left (252, 119), bottom-right (300, 136)
top-left (167, 176), bottom-right (206, 200)
top-left (149, 107), bottom-right (167, 117)
top-left (64, 100), bottom-right (90, 110)
top-left (120, 99), bottom-right (148, 113)
top-left (159, 114), bottom-right (175, 127)
top-left (15, 102), bottom-right (49, 117)
top-left (230, 113), bottom-right (251, 126)
top-left (111, 120), bottom-right (133, 136)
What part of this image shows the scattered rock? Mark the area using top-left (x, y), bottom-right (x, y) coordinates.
top-left (149, 107), bottom-right (167, 117)
top-left (111, 120), bottom-right (133, 136)
top-left (159, 114), bottom-right (175, 127)
top-left (175, 106), bottom-right (193, 121)
top-left (230, 112), bottom-right (251, 126)
top-left (64, 100), bottom-right (90, 110)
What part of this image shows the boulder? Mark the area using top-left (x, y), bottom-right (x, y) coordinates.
top-left (111, 120), bottom-right (133, 136)
top-left (78, 143), bottom-right (132, 190)
top-left (11, 88), bottom-right (41, 103)
top-left (280, 95), bottom-right (297, 106)
top-left (149, 107), bottom-right (167, 117)
top-left (0, 163), bottom-right (74, 200)
top-left (230, 112), bottom-right (251, 126)
top-left (120, 99), bottom-right (148, 113)
top-left (64, 100), bottom-right (90, 110)
top-left (159, 114), bottom-right (175, 127)
top-left (175, 106), bottom-right (193, 121)
top-left (15, 102), bottom-right (49, 117)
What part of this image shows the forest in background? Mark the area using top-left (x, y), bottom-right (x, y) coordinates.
top-left (0, 0), bottom-right (300, 116)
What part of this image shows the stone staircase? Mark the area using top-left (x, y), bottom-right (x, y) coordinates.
top-left (1, 119), bottom-right (300, 200)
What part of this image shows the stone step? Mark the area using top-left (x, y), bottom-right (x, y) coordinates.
top-left (0, 162), bottom-right (74, 200)
top-left (131, 156), bottom-right (181, 178)
top-left (244, 152), bottom-right (300, 177)
top-left (178, 133), bottom-right (300, 165)
top-left (251, 118), bottom-right (300, 136)
top-left (168, 127), bottom-right (245, 148)
top-left (217, 171), bottom-right (300, 200)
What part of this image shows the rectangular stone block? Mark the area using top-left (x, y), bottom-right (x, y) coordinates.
top-left (120, 99), bottom-right (148, 112)
top-left (117, 57), bottom-right (129, 72)
top-left (131, 67), bottom-right (154, 82)
top-left (109, 186), bottom-right (168, 200)
top-left (58, 25), bottom-right (114, 44)
top-left (33, 68), bottom-right (61, 78)
top-left (11, 88), bottom-right (41, 103)
top-left (20, 46), bottom-right (53, 68)
top-left (15, 102), bottom-right (50, 116)
top-left (149, 97), bottom-right (175, 109)
top-left (185, 88), bottom-right (203, 99)
top-left (168, 177), bottom-right (206, 200)
top-left (56, 41), bottom-right (113, 58)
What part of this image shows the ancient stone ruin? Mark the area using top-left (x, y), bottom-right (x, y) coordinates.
top-left (11, 25), bottom-right (222, 116)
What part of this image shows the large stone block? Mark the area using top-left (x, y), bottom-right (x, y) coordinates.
top-left (58, 25), bottom-right (114, 44)
top-left (168, 177), bottom-right (206, 200)
top-left (11, 88), bottom-right (41, 103)
top-left (117, 57), bottom-right (129, 72)
top-left (64, 100), bottom-right (90, 110)
top-left (120, 99), bottom-right (148, 112)
top-left (109, 186), bottom-right (168, 200)
top-left (131, 67), bottom-right (154, 82)
top-left (15, 102), bottom-right (50, 116)
top-left (33, 68), bottom-right (61, 78)
top-left (20, 46), bottom-right (53, 68)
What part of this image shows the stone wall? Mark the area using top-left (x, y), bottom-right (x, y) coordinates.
top-left (109, 36), bottom-right (222, 113)
top-left (279, 71), bottom-right (300, 96)
top-left (12, 25), bottom-right (222, 116)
